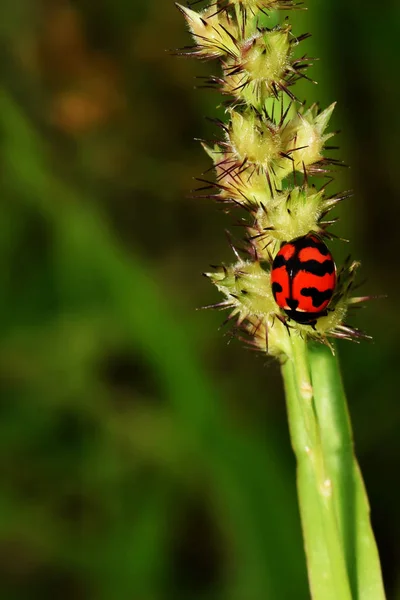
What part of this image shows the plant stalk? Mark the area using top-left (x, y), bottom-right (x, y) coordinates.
top-left (308, 342), bottom-right (386, 599)
top-left (282, 335), bottom-right (386, 599)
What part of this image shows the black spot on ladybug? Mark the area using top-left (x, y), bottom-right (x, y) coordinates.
top-left (272, 254), bottom-right (286, 268)
top-left (297, 235), bottom-right (329, 254)
top-left (272, 281), bottom-right (283, 294)
top-left (300, 287), bottom-right (333, 308)
top-left (286, 298), bottom-right (299, 310)
top-left (300, 259), bottom-right (335, 276)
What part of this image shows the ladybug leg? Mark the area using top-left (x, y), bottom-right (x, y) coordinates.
top-left (274, 312), bottom-right (292, 335)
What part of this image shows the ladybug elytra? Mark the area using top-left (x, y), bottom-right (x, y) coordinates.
top-left (271, 233), bottom-right (336, 325)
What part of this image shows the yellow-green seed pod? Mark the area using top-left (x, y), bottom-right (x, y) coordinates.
top-left (206, 260), bottom-right (275, 319)
top-left (281, 103), bottom-right (336, 174)
top-left (228, 109), bottom-right (284, 182)
top-left (222, 27), bottom-right (293, 109)
top-left (206, 260), bottom-right (290, 356)
top-left (177, 4), bottom-right (240, 59)
top-left (248, 186), bottom-right (326, 259)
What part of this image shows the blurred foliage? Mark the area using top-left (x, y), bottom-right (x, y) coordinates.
top-left (0, 0), bottom-right (399, 598)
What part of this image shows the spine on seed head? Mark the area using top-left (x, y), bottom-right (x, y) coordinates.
top-left (177, 0), bottom-right (370, 356)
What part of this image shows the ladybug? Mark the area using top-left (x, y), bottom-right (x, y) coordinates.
top-left (271, 232), bottom-right (336, 325)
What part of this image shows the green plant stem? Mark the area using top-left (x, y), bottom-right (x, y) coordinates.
top-left (282, 334), bottom-right (386, 599)
top-left (282, 333), bottom-right (352, 599)
top-left (308, 342), bottom-right (386, 599)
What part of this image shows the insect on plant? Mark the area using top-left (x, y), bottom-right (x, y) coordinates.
top-left (176, 1), bottom-right (386, 598)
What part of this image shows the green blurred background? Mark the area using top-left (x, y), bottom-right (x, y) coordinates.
top-left (0, 0), bottom-right (399, 598)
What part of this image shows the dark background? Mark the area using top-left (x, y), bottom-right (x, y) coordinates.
top-left (0, 1), bottom-right (399, 598)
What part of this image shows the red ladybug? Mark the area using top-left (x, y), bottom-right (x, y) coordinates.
top-left (271, 233), bottom-right (336, 324)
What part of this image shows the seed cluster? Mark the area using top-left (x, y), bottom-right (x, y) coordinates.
top-left (177, 0), bottom-right (369, 355)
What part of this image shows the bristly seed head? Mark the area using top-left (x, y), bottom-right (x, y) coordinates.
top-left (178, 1), bottom-right (372, 356)
top-left (176, 4), bottom-right (241, 59)
top-left (221, 26), bottom-right (295, 109)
